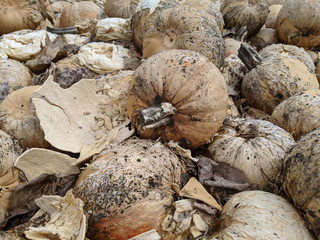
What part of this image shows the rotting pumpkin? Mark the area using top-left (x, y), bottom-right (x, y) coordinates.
top-left (126, 49), bottom-right (229, 149)
top-left (73, 138), bottom-right (185, 240)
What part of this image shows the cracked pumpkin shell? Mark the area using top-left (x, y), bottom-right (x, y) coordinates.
top-left (275, 0), bottom-right (320, 48)
top-left (221, 0), bottom-right (269, 37)
top-left (281, 128), bottom-right (320, 238)
top-left (132, 5), bottom-right (225, 68)
top-left (207, 117), bottom-right (295, 189)
top-left (127, 49), bottom-right (229, 149)
top-left (73, 138), bottom-right (185, 240)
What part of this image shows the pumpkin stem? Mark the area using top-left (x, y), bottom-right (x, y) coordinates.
top-left (139, 96), bottom-right (177, 130)
top-left (238, 42), bottom-right (262, 71)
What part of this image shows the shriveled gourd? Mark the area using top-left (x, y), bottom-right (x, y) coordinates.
top-left (270, 88), bottom-right (320, 140)
top-left (239, 44), bottom-right (319, 114)
top-left (127, 49), bottom-right (228, 149)
top-left (209, 190), bottom-right (315, 239)
top-left (207, 117), bottom-right (295, 189)
top-left (105, 0), bottom-right (141, 18)
top-left (132, 5), bottom-right (225, 68)
top-left (221, 0), bottom-right (269, 37)
top-left (281, 128), bottom-right (320, 238)
top-left (275, 0), bottom-right (320, 48)
top-left (73, 138), bottom-right (185, 240)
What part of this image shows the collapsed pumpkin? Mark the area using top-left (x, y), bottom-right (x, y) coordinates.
top-left (127, 49), bottom-right (229, 149)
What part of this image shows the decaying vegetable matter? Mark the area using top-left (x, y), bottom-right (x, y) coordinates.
top-left (132, 4), bottom-right (225, 67)
top-left (270, 88), bottom-right (320, 140)
top-left (207, 117), bottom-right (295, 190)
top-left (127, 49), bottom-right (229, 149)
top-left (73, 138), bottom-right (185, 240)
top-left (276, 0), bottom-right (320, 48)
top-left (209, 190), bottom-right (315, 239)
top-left (281, 128), bottom-right (320, 238)
top-left (0, 0), bottom-right (319, 239)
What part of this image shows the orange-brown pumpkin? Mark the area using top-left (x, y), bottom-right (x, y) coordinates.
top-left (127, 49), bottom-right (229, 149)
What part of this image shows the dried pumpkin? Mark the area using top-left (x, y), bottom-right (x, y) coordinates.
top-left (275, 0), bottom-right (320, 48)
top-left (280, 128), bottom-right (320, 238)
top-left (0, 59), bottom-right (32, 103)
top-left (0, 86), bottom-right (50, 149)
top-left (221, 0), bottom-right (269, 37)
top-left (209, 190), bottom-right (315, 239)
top-left (59, 1), bottom-right (104, 34)
top-left (207, 117), bottom-right (295, 189)
top-left (239, 43), bottom-right (319, 114)
top-left (73, 138), bottom-right (185, 240)
top-left (0, 0), bottom-right (43, 35)
top-left (132, 5), bottom-right (225, 68)
top-left (270, 88), bottom-right (320, 140)
top-left (127, 49), bottom-right (229, 149)
top-left (105, 0), bottom-right (141, 19)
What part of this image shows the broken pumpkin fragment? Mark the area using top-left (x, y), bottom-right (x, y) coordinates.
top-left (24, 189), bottom-right (87, 240)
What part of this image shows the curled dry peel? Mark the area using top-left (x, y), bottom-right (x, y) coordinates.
top-left (95, 18), bottom-right (133, 42)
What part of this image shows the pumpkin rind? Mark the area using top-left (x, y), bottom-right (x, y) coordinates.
top-left (73, 138), bottom-right (185, 240)
top-left (127, 49), bottom-right (228, 149)
top-left (207, 117), bottom-right (295, 189)
top-left (281, 128), bottom-right (320, 238)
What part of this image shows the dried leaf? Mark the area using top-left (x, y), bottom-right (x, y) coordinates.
top-left (25, 35), bottom-right (68, 74)
top-left (14, 148), bottom-right (80, 181)
top-left (179, 177), bottom-right (222, 211)
top-left (4, 174), bottom-right (77, 226)
top-left (24, 190), bottom-right (87, 240)
top-left (32, 76), bottom-right (99, 153)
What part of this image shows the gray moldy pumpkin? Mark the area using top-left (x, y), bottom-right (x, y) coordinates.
top-left (239, 43), bottom-right (319, 114)
top-left (270, 88), bottom-right (320, 140)
top-left (275, 0), bottom-right (320, 48)
top-left (132, 4), bottom-right (225, 68)
top-left (73, 138), bottom-right (185, 240)
top-left (126, 49), bottom-right (229, 149)
top-left (221, 0), bottom-right (269, 37)
top-left (207, 117), bottom-right (295, 190)
top-left (281, 128), bottom-right (320, 238)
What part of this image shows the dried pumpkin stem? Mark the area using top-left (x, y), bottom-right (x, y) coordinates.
top-left (139, 98), bottom-right (177, 130)
top-left (46, 26), bottom-right (78, 35)
top-left (205, 175), bottom-right (250, 191)
top-left (238, 42), bottom-right (262, 71)
top-left (194, 202), bottom-right (218, 215)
